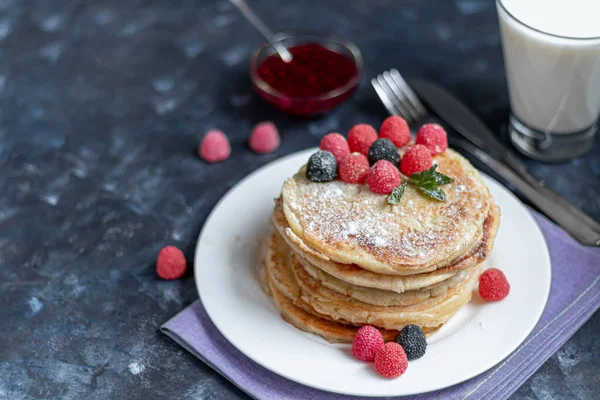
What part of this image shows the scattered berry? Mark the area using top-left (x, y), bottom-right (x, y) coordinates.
top-left (367, 160), bottom-right (401, 194)
top-left (348, 124), bottom-right (378, 156)
top-left (320, 133), bottom-right (350, 164)
top-left (199, 130), bottom-right (231, 163)
top-left (374, 342), bottom-right (408, 378)
top-left (416, 124), bottom-right (448, 155)
top-left (479, 268), bottom-right (510, 301)
top-left (352, 325), bottom-right (384, 362)
top-left (395, 324), bottom-right (427, 360)
top-left (400, 144), bottom-right (433, 176)
top-left (339, 153), bottom-right (370, 184)
top-left (306, 151), bottom-right (337, 182)
top-left (380, 116), bottom-right (411, 148)
top-left (249, 122), bottom-right (280, 154)
top-left (368, 138), bottom-right (400, 166)
top-left (156, 246), bottom-right (187, 280)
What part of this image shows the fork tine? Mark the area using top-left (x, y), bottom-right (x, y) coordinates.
top-left (377, 74), bottom-right (415, 123)
top-left (371, 78), bottom-right (402, 117)
top-left (390, 69), bottom-right (427, 118)
top-left (382, 71), bottom-right (421, 123)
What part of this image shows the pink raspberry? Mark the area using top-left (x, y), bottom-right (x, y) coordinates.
top-left (380, 116), bottom-right (411, 148)
top-left (479, 268), bottom-right (510, 301)
top-left (348, 124), bottom-right (378, 156)
top-left (199, 130), bottom-right (231, 163)
top-left (320, 133), bottom-right (350, 163)
top-left (249, 121), bottom-right (280, 154)
top-left (367, 160), bottom-right (401, 194)
top-left (352, 325), bottom-right (384, 362)
top-left (374, 342), bottom-right (408, 378)
top-left (415, 124), bottom-right (448, 155)
top-left (400, 144), bottom-right (433, 176)
top-left (156, 246), bottom-right (187, 280)
top-left (339, 153), bottom-right (370, 184)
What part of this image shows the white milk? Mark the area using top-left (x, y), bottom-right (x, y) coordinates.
top-left (497, 0), bottom-right (600, 134)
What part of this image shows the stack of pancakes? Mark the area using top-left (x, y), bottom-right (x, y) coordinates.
top-left (264, 149), bottom-right (500, 343)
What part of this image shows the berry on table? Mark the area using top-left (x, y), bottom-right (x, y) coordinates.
top-left (367, 160), bottom-right (401, 194)
top-left (368, 138), bottom-right (400, 166)
top-left (320, 133), bottom-right (350, 163)
top-left (380, 116), bottom-right (411, 148)
top-left (415, 124), bottom-right (448, 155)
top-left (199, 130), bottom-right (231, 163)
top-left (479, 268), bottom-right (510, 301)
top-left (156, 246), bottom-right (187, 280)
top-left (400, 144), bottom-right (433, 176)
top-left (249, 121), bottom-right (280, 154)
top-left (374, 342), bottom-right (408, 378)
top-left (306, 151), bottom-right (337, 182)
top-left (395, 324), bottom-right (427, 360)
top-left (339, 153), bottom-right (370, 184)
top-left (348, 124), bottom-right (378, 156)
top-left (352, 325), bottom-right (384, 362)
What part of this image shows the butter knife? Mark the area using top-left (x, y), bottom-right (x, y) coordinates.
top-left (408, 78), bottom-right (600, 246)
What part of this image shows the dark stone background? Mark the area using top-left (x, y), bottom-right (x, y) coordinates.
top-left (0, 0), bottom-right (598, 399)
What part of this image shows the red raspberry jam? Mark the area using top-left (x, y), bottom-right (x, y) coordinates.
top-left (254, 43), bottom-right (359, 115)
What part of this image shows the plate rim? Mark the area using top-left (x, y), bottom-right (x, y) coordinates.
top-left (194, 148), bottom-right (551, 397)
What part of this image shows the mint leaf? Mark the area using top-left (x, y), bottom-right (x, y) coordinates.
top-left (419, 186), bottom-right (447, 201)
top-left (387, 182), bottom-right (407, 205)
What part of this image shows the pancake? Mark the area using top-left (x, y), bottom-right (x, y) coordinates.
top-left (291, 251), bottom-right (482, 331)
top-left (281, 149), bottom-right (492, 274)
top-left (273, 197), bottom-right (500, 289)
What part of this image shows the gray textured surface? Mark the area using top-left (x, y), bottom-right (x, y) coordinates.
top-left (0, 0), bottom-right (598, 399)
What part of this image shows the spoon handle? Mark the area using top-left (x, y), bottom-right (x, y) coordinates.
top-left (229, 0), bottom-right (293, 62)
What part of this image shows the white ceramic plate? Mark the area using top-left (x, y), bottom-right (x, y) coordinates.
top-left (195, 149), bottom-right (551, 397)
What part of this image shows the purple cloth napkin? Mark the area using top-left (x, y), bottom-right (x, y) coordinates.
top-left (161, 212), bottom-right (600, 400)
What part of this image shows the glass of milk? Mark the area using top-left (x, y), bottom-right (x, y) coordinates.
top-left (496, 0), bottom-right (600, 161)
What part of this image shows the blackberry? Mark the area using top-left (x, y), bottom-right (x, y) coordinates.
top-left (306, 151), bottom-right (337, 182)
top-left (395, 324), bottom-right (427, 360)
top-left (368, 138), bottom-right (400, 166)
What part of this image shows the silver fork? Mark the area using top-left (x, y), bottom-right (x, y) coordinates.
top-left (372, 69), bottom-right (600, 246)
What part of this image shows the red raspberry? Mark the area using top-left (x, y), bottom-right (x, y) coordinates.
top-left (380, 116), bottom-right (411, 148)
top-left (249, 121), bottom-right (280, 154)
top-left (348, 124), bottom-right (378, 156)
top-left (479, 268), bottom-right (510, 301)
top-left (199, 130), bottom-right (231, 163)
top-left (156, 246), bottom-right (187, 280)
top-left (374, 342), bottom-right (408, 378)
top-left (416, 123), bottom-right (448, 155)
top-left (339, 153), bottom-right (370, 184)
top-left (367, 160), bottom-right (401, 194)
top-left (352, 325), bottom-right (384, 362)
top-left (320, 133), bottom-right (350, 163)
top-left (400, 144), bottom-right (433, 176)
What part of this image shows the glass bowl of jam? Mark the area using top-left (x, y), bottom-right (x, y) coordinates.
top-left (250, 33), bottom-right (363, 116)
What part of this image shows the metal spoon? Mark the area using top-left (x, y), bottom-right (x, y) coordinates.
top-left (229, 0), bottom-right (293, 62)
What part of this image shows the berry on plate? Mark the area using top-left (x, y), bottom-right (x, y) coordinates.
top-left (368, 138), bottom-right (400, 166)
top-left (199, 130), bottom-right (231, 163)
top-left (306, 151), bottom-right (337, 182)
top-left (479, 268), bottom-right (510, 301)
top-left (249, 121), bottom-right (280, 154)
top-left (380, 116), bottom-right (411, 148)
top-left (368, 160), bottom-right (401, 194)
top-left (374, 342), bottom-right (408, 378)
top-left (352, 325), bottom-right (384, 362)
top-left (395, 324), bottom-right (427, 360)
top-left (339, 153), bottom-right (370, 184)
top-left (320, 133), bottom-right (350, 163)
top-left (156, 246), bottom-right (187, 280)
top-left (415, 123), bottom-right (448, 155)
top-left (348, 124), bottom-right (378, 156)
top-left (400, 144), bottom-right (433, 176)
